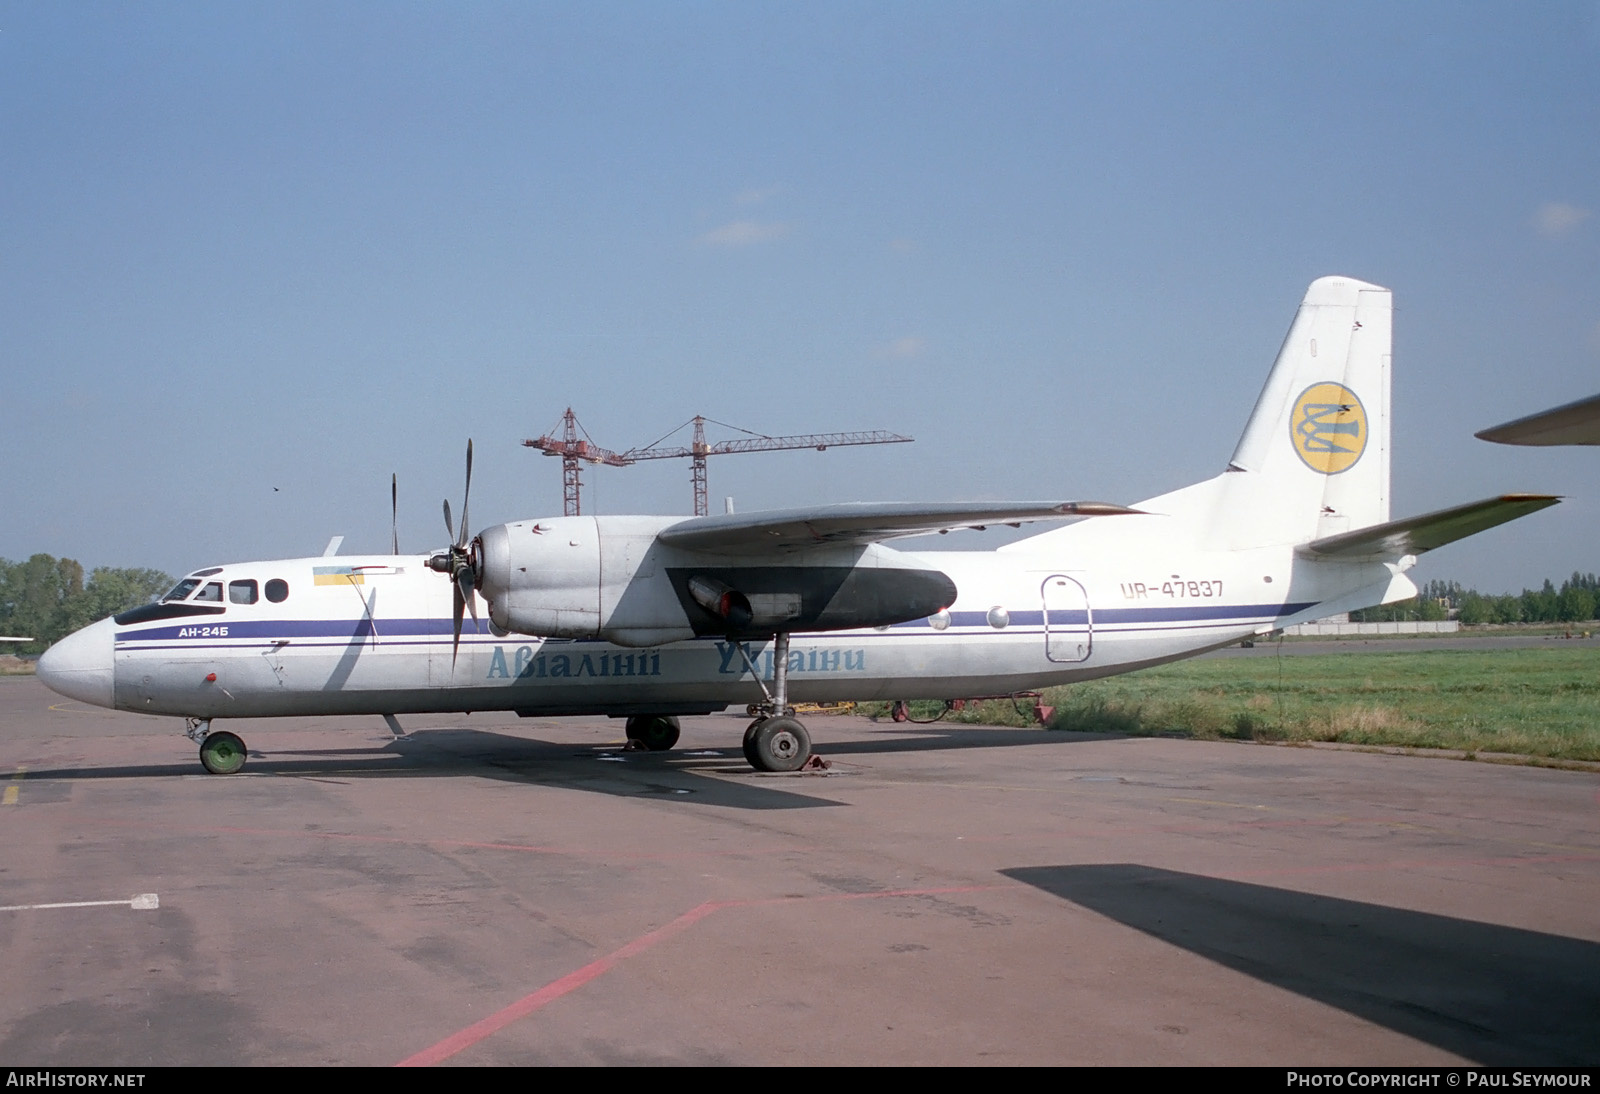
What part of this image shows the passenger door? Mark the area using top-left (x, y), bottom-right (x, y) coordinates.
top-left (1041, 574), bottom-right (1092, 663)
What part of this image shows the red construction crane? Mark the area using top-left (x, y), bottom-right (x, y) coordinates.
top-left (621, 416), bottom-right (914, 517)
top-left (522, 408), bottom-right (631, 516)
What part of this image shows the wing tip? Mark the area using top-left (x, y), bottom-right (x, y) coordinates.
top-left (1056, 502), bottom-right (1146, 517)
top-left (1477, 393), bottom-right (1600, 446)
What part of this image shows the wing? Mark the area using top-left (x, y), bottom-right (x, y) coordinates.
top-left (656, 500), bottom-right (1139, 553)
top-left (1298, 494), bottom-right (1560, 559)
top-left (1477, 393), bottom-right (1600, 446)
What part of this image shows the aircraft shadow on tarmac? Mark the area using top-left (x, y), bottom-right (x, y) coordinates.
top-left (15, 719), bottom-right (1102, 811)
top-left (808, 722), bottom-right (1112, 757)
top-left (1004, 863), bottom-right (1600, 1065)
top-left (12, 727), bottom-right (851, 811)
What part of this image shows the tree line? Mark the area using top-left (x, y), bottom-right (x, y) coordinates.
top-left (1351, 574), bottom-right (1600, 625)
top-left (0, 555), bottom-right (173, 654)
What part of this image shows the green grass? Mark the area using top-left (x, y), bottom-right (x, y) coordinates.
top-left (870, 647), bottom-right (1600, 762)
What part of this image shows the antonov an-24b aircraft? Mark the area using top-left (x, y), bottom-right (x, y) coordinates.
top-left (39, 278), bottom-right (1557, 775)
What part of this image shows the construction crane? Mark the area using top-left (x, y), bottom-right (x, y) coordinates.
top-left (621, 416), bottom-right (914, 517)
top-left (522, 408), bottom-right (631, 516)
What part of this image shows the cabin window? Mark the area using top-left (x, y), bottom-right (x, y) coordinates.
top-left (265, 579), bottom-right (290, 603)
top-left (161, 578), bottom-right (201, 602)
top-left (228, 580), bottom-right (259, 605)
top-left (193, 582), bottom-right (223, 603)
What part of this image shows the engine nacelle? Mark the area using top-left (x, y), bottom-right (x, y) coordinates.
top-left (476, 515), bottom-right (958, 648)
top-left (477, 516), bottom-right (700, 646)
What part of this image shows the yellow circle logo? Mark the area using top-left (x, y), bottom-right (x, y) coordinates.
top-left (1291, 382), bottom-right (1367, 474)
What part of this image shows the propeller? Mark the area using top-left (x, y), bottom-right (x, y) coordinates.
top-left (428, 440), bottom-right (479, 664)
top-left (391, 473), bottom-right (399, 555)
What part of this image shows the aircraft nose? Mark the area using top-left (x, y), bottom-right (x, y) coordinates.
top-left (37, 617), bottom-right (115, 709)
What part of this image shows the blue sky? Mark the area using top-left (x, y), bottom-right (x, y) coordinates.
top-left (2, 2), bottom-right (1597, 593)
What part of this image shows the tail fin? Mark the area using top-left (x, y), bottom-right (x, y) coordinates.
top-left (1006, 276), bottom-right (1392, 555)
top-left (1219, 275), bottom-right (1391, 546)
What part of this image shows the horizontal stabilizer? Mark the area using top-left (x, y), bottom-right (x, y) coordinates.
top-left (1298, 494), bottom-right (1560, 559)
top-left (658, 501), bottom-right (1139, 553)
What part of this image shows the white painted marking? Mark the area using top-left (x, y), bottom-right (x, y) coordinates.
top-left (0, 893), bottom-right (159, 913)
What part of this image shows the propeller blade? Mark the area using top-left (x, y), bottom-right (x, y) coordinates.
top-left (456, 566), bottom-right (478, 632)
top-left (391, 474), bottom-right (399, 555)
top-left (450, 578), bottom-right (465, 667)
top-left (440, 440), bottom-right (478, 665)
top-left (458, 439), bottom-right (473, 549)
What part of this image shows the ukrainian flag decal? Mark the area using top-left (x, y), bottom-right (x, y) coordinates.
top-left (1291, 382), bottom-right (1366, 474)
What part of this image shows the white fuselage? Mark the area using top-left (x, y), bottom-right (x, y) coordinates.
top-left (42, 531), bottom-right (1394, 723)
top-left (34, 277), bottom-right (1535, 741)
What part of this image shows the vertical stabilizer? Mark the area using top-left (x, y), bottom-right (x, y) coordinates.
top-left (1003, 276), bottom-right (1394, 557)
top-left (1200, 276), bottom-right (1391, 548)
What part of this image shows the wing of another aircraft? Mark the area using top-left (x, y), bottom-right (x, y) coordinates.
top-left (1298, 494), bottom-right (1560, 559)
top-left (1477, 393), bottom-right (1600, 446)
top-left (654, 500), bottom-right (1140, 553)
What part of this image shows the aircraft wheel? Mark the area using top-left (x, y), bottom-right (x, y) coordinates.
top-left (625, 714), bottom-right (680, 752)
top-left (742, 719), bottom-right (764, 767)
top-left (746, 716), bottom-right (811, 773)
top-left (199, 730), bottom-right (247, 775)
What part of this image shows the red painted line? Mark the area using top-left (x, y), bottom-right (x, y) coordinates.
top-left (396, 883), bottom-right (1015, 1066)
top-left (739, 883), bottom-right (1011, 909)
top-left (397, 899), bottom-right (725, 1067)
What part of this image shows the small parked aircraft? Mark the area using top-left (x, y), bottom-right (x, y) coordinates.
top-left (39, 277), bottom-right (1557, 774)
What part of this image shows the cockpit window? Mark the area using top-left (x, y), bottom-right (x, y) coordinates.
top-left (228, 580), bottom-right (259, 605)
top-left (161, 578), bottom-right (201, 602)
top-left (265, 579), bottom-right (289, 603)
top-left (193, 582), bottom-right (223, 603)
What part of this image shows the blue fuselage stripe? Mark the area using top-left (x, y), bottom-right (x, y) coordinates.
top-left (113, 601), bottom-right (1312, 649)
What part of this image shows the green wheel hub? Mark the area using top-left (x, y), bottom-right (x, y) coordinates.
top-left (199, 730), bottom-right (247, 775)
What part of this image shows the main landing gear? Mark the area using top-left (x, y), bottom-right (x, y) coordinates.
top-left (187, 718), bottom-right (247, 775)
top-left (737, 632), bottom-right (814, 774)
top-left (624, 714), bottom-right (681, 751)
top-left (743, 715), bottom-right (809, 771)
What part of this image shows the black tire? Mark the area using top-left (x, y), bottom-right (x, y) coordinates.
top-left (199, 730), bottom-right (247, 775)
top-left (624, 715), bottom-right (680, 752)
top-left (747, 716), bottom-right (811, 773)
top-left (742, 719), bottom-right (764, 767)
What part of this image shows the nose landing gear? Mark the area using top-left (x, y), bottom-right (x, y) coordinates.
top-left (187, 718), bottom-right (248, 775)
